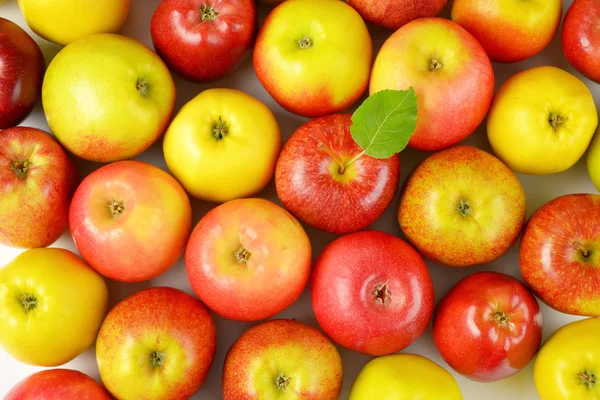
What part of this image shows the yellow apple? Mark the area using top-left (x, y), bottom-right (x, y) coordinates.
top-left (588, 129), bottom-right (600, 192)
top-left (488, 66), bottom-right (598, 175)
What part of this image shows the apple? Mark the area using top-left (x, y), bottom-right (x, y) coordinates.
top-left (186, 198), bottom-right (311, 321)
top-left (563, 0), bottom-right (600, 83)
top-left (42, 33), bottom-right (176, 162)
top-left (275, 114), bottom-right (399, 234)
top-left (5, 369), bottom-right (110, 400)
top-left (588, 131), bottom-right (600, 192)
top-left (520, 194), bottom-right (600, 316)
top-left (254, 0), bottom-right (372, 117)
top-left (311, 230), bottom-right (434, 356)
top-left (0, 127), bottom-right (77, 248)
top-left (451, 0), bottom-right (561, 63)
top-left (399, 146), bottom-right (526, 268)
top-left (97, 287), bottom-right (216, 400)
top-left (347, 0), bottom-right (449, 31)
top-left (487, 66), bottom-right (598, 175)
top-left (370, 18), bottom-right (493, 151)
top-left (222, 319), bottom-right (342, 399)
top-left (433, 272), bottom-right (542, 382)
top-left (151, 0), bottom-right (256, 82)
top-left (69, 160), bottom-right (191, 282)
top-left (0, 248), bottom-right (108, 366)
top-left (0, 18), bottom-right (44, 129)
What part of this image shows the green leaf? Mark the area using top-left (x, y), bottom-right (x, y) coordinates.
top-left (350, 88), bottom-right (418, 159)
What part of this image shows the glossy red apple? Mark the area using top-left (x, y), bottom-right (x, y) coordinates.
top-left (0, 17), bottom-right (44, 128)
top-left (311, 230), bottom-right (434, 356)
top-left (275, 114), bottom-right (400, 234)
top-left (562, 0), bottom-right (600, 83)
top-left (151, 0), bottom-right (256, 82)
top-left (4, 369), bottom-right (110, 400)
top-left (433, 272), bottom-right (542, 382)
top-left (521, 194), bottom-right (600, 317)
top-left (347, 0), bottom-right (449, 31)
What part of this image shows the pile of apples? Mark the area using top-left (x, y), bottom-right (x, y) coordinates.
top-left (1, 0), bottom-right (600, 399)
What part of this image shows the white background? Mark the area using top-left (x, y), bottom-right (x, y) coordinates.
top-left (0, 0), bottom-right (595, 399)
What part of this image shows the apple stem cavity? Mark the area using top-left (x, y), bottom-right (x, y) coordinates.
top-left (549, 112), bottom-right (565, 131)
top-left (108, 200), bottom-right (125, 217)
top-left (201, 3), bottom-right (219, 21)
top-left (295, 36), bottom-right (313, 49)
top-left (578, 369), bottom-right (596, 389)
top-left (149, 351), bottom-right (166, 368)
top-left (492, 310), bottom-right (510, 328)
top-left (213, 116), bottom-right (229, 140)
top-left (318, 143), bottom-right (365, 174)
top-left (136, 78), bottom-right (150, 97)
top-left (372, 283), bottom-right (392, 306)
top-left (235, 246), bottom-right (252, 264)
top-left (574, 241), bottom-right (590, 258)
top-left (11, 160), bottom-right (31, 179)
top-left (20, 293), bottom-right (38, 314)
top-left (429, 58), bottom-right (443, 72)
top-left (275, 374), bottom-right (291, 391)
top-left (457, 200), bottom-right (472, 217)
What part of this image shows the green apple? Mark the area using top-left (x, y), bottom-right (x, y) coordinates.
top-left (588, 130), bottom-right (600, 191)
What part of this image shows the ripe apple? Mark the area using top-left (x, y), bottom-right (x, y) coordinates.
top-left (487, 66), bottom-right (598, 175)
top-left (42, 33), bottom-right (175, 162)
top-left (451, 0), bottom-right (561, 63)
top-left (163, 88), bottom-right (281, 202)
top-left (312, 230), bottom-right (434, 356)
top-left (5, 369), bottom-right (110, 400)
top-left (588, 131), bottom-right (600, 191)
top-left (399, 146), bottom-right (526, 267)
top-left (563, 0), bottom-right (600, 83)
top-left (275, 114), bottom-right (399, 234)
top-left (433, 272), bottom-right (542, 382)
top-left (520, 194), bottom-right (600, 316)
top-left (370, 18), bottom-right (493, 151)
top-left (151, 0), bottom-right (256, 82)
top-left (97, 287), bottom-right (216, 400)
top-left (254, 0), bottom-right (372, 117)
top-left (186, 198), bottom-right (311, 321)
top-left (222, 319), bottom-right (342, 399)
top-left (0, 127), bottom-right (77, 248)
top-left (70, 160), bottom-right (191, 282)
top-left (0, 248), bottom-right (108, 366)
top-left (0, 18), bottom-right (44, 129)
top-left (347, 0), bottom-right (449, 31)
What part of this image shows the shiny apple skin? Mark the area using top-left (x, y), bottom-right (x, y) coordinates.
top-left (0, 17), bottom-right (44, 128)
top-left (562, 0), bottom-right (600, 83)
top-left (311, 230), bottom-right (434, 356)
top-left (275, 114), bottom-right (400, 234)
top-left (433, 272), bottom-right (542, 382)
top-left (520, 194), bottom-right (600, 317)
top-left (151, 0), bottom-right (256, 82)
top-left (4, 369), bottom-right (111, 400)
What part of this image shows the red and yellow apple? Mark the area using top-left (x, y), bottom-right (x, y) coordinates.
top-left (347, 0), bottom-right (449, 31)
top-left (562, 0), bottom-right (600, 83)
top-left (4, 369), bottom-right (111, 400)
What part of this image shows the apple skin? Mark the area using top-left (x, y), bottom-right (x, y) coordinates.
top-left (433, 272), bottom-right (542, 382)
top-left (562, 0), bottom-right (600, 83)
top-left (151, 0), bottom-right (256, 82)
top-left (370, 18), bottom-right (494, 151)
top-left (588, 131), bottom-right (600, 192)
top-left (347, 0), bottom-right (449, 31)
top-left (97, 287), bottom-right (216, 400)
top-left (520, 194), bottom-right (600, 317)
top-left (399, 146), bottom-right (526, 267)
top-left (5, 369), bottom-right (111, 400)
top-left (0, 127), bottom-right (77, 248)
top-left (69, 160), bottom-right (191, 282)
top-left (275, 114), bottom-right (400, 234)
top-left (311, 230), bottom-right (434, 356)
top-left (0, 17), bottom-right (44, 129)
top-left (222, 319), bottom-right (342, 400)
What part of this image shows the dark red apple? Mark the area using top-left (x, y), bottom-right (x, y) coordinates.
top-left (275, 114), bottom-right (400, 234)
top-left (348, 0), bottom-right (449, 31)
top-left (520, 194), bottom-right (600, 317)
top-left (433, 272), bottom-right (542, 382)
top-left (311, 230), bottom-right (434, 356)
top-left (151, 0), bottom-right (256, 82)
top-left (0, 17), bottom-right (45, 128)
top-left (5, 369), bottom-right (110, 400)
top-left (562, 0), bottom-right (600, 83)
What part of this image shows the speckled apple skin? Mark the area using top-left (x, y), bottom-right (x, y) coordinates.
top-left (222, 319), bottom-right (342, 400)
top-left (520, 194), bottom-right (600, 316)
top-left (399, 146), bottom-right (526, 267)
top-left (311, 230), bottom-right (434, 356)
top-left (562, 0), bottom-right (600, 83)
top-left (433, 272), bottom-right (542, 382)
top-left (4, 369), bottom-right (111, 400)
top-left (348, 0), bottom-right (448, 30)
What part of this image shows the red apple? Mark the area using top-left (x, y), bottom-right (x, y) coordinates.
top-left (347, 0), bottom-right (449, 31)
top-left (433, 272), bottom-right (542, 382)
top-left (520, 194), bottom-right (600, 317)
top-left (311, 230), bottom-right (434, 356)
top-left (151, 0), bottom-right (256, 82)
top-left (275, 114), bottom-right (399, 234)
top-left (0, 17), bottom-right (44, 128)
top-left (0, 127), bottom-right (77, 248)
top-left (4, 369), bottom-right (110, 400)
top-left (562, 0), bottom-right (600, 83)
top-left (96, 287), bottom-right (216, 400)
top-left (69, 160), bottom-right (191, 282)
top-left (223, 319), bottom-right (342, 399)
top-left (185, 198), bottom-right (311, 321)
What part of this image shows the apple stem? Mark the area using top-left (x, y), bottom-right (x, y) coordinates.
top-left (235, 246), bottom-right (252, 264)
top-left (20, 293), bottom-right (38, 314)
top-left (11, 160), bottom-right (31, 179)
top-left (295, 36), bottom-right (313, 49)
top-left (342, 150), bottom-right (365, 173)
top-left (549, 112), bottom-right (565, 131)
top-left (578, 369), bottom-right (596, 389)
top-left (318, 143), bottom-right (346, 173)
top-left (149, 351), bottom-right (165, 368)
top-left (275, 374), bottom-right (291, 391)
top-left (573, 241), bottom-right (590, 258)
top-left (213, 116), bottom-right (228, 140)
top-left (201, 3), bottom-right (219, 21)
top-left (108, 200), bottom-right (125, 217)
top-left (136, 78), bottom-right (150, 97)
